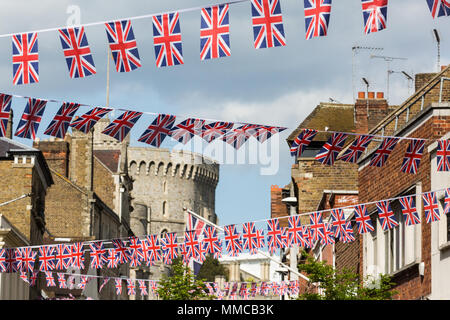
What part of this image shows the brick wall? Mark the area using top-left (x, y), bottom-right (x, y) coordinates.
top-left (292, 160), bottom-right (358, 223)
top-left (270, 185), bottom-right (289, 228)
top-left (33, 140), bottom-right (69, 177)
top-left (93, 157), bottom-right (115, 211)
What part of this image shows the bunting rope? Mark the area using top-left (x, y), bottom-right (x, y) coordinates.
top-left (2, 187), bottom-right (448, 252)
top-left (0, 0), bottom-right (250, 39)
top-left (1, 91), bottom-right (444, 143)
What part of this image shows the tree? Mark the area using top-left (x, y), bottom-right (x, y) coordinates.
top-left (297, 251), bottom-right (396, 300)
top-left (157, 258), bottom-right (211, 300)
top-left (196, 256), bottom-right (228, 282)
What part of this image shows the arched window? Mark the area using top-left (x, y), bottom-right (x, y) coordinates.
top-left (160, 229), bottom-right (168, 237)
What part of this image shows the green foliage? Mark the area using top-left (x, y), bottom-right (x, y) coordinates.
top-left (196, 256), bottom-right (227, 282)
top-left (297, 251), bottom-right (396, 300)
top-left (157, 258), bottom-right (212, 300)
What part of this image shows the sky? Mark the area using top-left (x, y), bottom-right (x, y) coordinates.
top-left (0, 0), bottom-right (449, 227)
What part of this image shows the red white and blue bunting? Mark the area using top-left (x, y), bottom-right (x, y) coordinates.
top-left (1, 188), bottom-right (449, 281)
top-left (1, 0), bottom-right (448, 85)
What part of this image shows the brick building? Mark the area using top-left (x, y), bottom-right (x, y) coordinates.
top-left (358, 66), bottom-right (450, 299)
top-left (0, 137), bottom-right (53, 299)
top-left (33, 126), bottom-right (133, 300)
top-left (272, 93), bottom-right (398, 295)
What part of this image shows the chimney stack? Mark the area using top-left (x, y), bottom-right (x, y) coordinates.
top-left (355, 91), bottom-right (390, 134)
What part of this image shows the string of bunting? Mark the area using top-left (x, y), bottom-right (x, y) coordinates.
top-left (0, 92), bottom-right (449, 170)
top-left (17, 268), bottom-right (303, 299)
top-left (4, 0), bottom-right (449, 85)
top-left (1, 188), bottom-right (449, 277)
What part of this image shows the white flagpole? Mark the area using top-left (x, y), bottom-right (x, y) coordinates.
top-left (183, 208), bottom-right (310, 282)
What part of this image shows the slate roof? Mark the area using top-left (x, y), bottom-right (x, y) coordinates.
top-left (287, 102), bottom-right (355, 145)
top-left (93, 150), bottom-right (121, 173)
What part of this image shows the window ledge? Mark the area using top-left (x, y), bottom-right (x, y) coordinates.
top-left (390, 261), bottom-right (420, 277)
top-left (439, 241), bottom-right (450, 252)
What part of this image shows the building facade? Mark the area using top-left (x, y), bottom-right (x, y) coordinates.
top-left (358, 66), bottom-right (450, 299)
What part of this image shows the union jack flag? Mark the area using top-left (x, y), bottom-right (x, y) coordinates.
top-left (289, 280), bottom-right (299, 295)
top-left (290, 129), bottom-right (318, 158)
top-left (254, 228), bottom-right (265, 252)
top-left (30, 270), bottom-right (38, 287)
top-left (127, 279), bottom-right (136, 296)
top-left (321, 223), bottom-right (335, 245)
top-left (70, 242), bottom-right (85, 269)
top-left (224, 224), bottom-right (243, 257)
top-left (0, 248), bottom-right (18, 273)
top-left (55, 244), bottom-right (72, 270)
top-left (444, 188), bottom-right (450, 215)
top-left (112, 239), bottom-right (131, 265)
top-left (354, 204), bottom-right (374, 234)
top-left (202, 225), bottom-right (222, 258)
top-left (376, 200), bottom-right (399, 230)
top-left (57, 273), bottom-right (67, 288)
top-left (14, 98), bottom-right (47, 140)
top-left (423, 192), bottom-right (440, 223)
top-left (0, 94), bottom-right (12, 137)
top-left (222, 124), bottom-right (258, 149)
top-left (287, 216), bottom-right (303, 246)
top-left (106, 248), bottom-right (118, 269)
top-left (197, 242), bottom-right (208, 263)
top-left (138, 280), bottom-right (148, 296)
top-left (242, 222), bottom-right (259, 254)
top-left (301, 226), bottom-right (313, 248)
top-left (342, 221), bottom-right (355, 243)
top-left (184, 230), bottom-right (201, 261)
top-left (200, 5), bottom-right (231, 60)
top-left (178, 243), bottom-right (190, 264)
top-left (437, 139), bottom-right (450, 171)
top-left (266, 218), bottom-right (283, 254)
top-left (281, 227), bottom-right (290, 248)
top-left (338, 134), bottom-right (374, 163)
top-left (70, 107), bottom-right (112, 134)
top-left (304, 0), bottom-right (332, 40)
top-left (45, 271), bottom-right (56, 287)
top-left (19, 271), bottom-right (29, 284)
top-left (12, 32), bottom-right (39, 85)
top-left (38, 245), bottom-right (55, 272)
top-left (202, 121), bottom-right (233, 143)
top-left (399, 196), bottom-right (420, 226)
top-left (143, 235), bottom-right (162, 266)
top-left (127, 236), bottom-right (144, 267)
top-left (105, 20), bottom-right (141, 72)
top-left (272, 282), bottom-right (281, 296)
top-left (260, 282), bottom-right (269, 296)
top-left (401, 139), bottom-right (426, 174)
top-left (115, 279), bottom-right (123, 295)
top-left (19, 247), bottom-right (36, 273)
top-left (161, 232), bottom-right (178, 264)
top-left (15, 248), bottom-right (24, 272)
top-left (309, 212), bottom-right (326, 243)
top-left (369, 137), bottom-right (399, 167)
top-left (89, 241), bottom-right (107, 269)
top-left (315, 132), bottom-right (348, 165)
top-left (250, 0), bottom-right (286, 49)
top-left (170, 118), bottom-right (205, 144)
top-left (330, 209), bottom-right (348, 241)
top-left (426, 0), bottom-right (450, 18)
top-left (78, 275), bottom-right (89, 289)
top-left (361, 0), bottom-right (388, 34)
top-left (58, 27), bottom-right (96, 78)
top-left (152, 12), bottom-right (184, 67)
top-left (101, 110), bottom-right (143, 142)
top-left (138, 114), bottom-right (176, 147)
top-left (252, 126), bottom-right (287, 143)
top-left (44, 102), bottom-right (80, 139)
